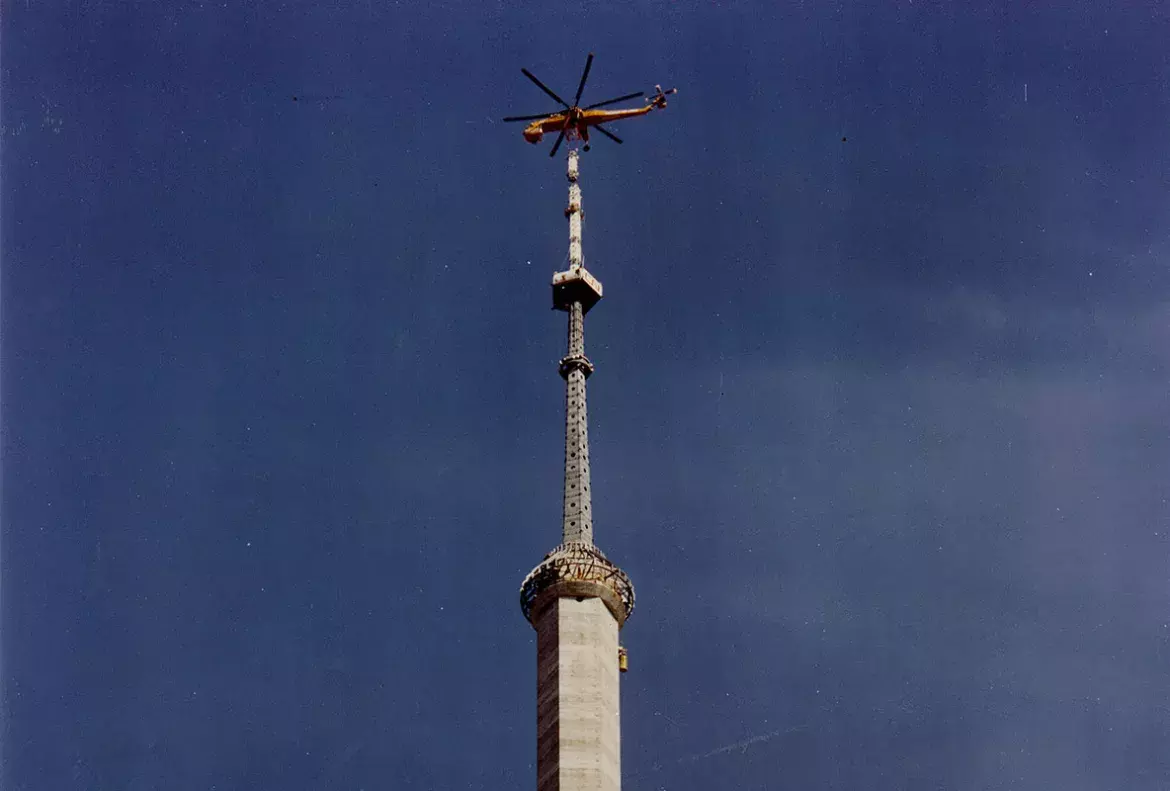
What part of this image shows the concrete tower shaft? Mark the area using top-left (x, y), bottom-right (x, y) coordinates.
top-left (520, 148), bottom-right (634, 791)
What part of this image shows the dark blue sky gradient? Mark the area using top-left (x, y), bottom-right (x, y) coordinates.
top-left (4, 2), bottom-right (1169, 789)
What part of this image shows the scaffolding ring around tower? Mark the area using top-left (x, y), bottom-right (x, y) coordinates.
top-left (520, 541), bottom-right (635, 627)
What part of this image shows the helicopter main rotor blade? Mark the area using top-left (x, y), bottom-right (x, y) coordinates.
top-left (583, 91), bottom-right (645, 110)
top-left (573, 52), bottom-right (594, 106)
top-left (521, 68), bottom-right (571, 108)
top-left (502, 112), bottom-right (561, 122)
top-left (594, 124), bottom-right (623, 144)
top-left (549, 118), bottom-right (571, 157)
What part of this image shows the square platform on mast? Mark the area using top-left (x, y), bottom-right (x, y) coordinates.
top-left (552, 266), bottom-right (603, 313)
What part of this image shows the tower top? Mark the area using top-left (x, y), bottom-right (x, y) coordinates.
top-left (519, 150), bottom-right (635, 628)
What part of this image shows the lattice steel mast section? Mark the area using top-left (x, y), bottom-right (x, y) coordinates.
top-left (558, 150), bottom-right (596, 545)
top-left (520, 149), bottom-right (634, 791)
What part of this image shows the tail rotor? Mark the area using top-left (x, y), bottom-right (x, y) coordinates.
top-left (651, 85), bottom-right (678, 108)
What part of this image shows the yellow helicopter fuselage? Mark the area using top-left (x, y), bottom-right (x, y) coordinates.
top-left (522, 101), bottom-right (663, 144)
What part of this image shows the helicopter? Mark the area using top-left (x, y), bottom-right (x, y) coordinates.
top-left (503, 53), bottom-right (676, 156)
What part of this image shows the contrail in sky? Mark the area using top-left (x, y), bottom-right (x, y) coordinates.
top-left (624, 725), bottom-right (807, 783)
top-left (679, 726), bottom-right (806, 764)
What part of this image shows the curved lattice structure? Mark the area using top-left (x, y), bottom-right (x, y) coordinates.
top-left (520, 541), bottom-right (635, 627)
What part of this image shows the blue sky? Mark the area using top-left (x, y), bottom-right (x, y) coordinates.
top-left (4, 1), bottom-right (1169, 789)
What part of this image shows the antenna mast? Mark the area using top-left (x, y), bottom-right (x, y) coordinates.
top-left (558, 149), bottom-right (597, 544)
